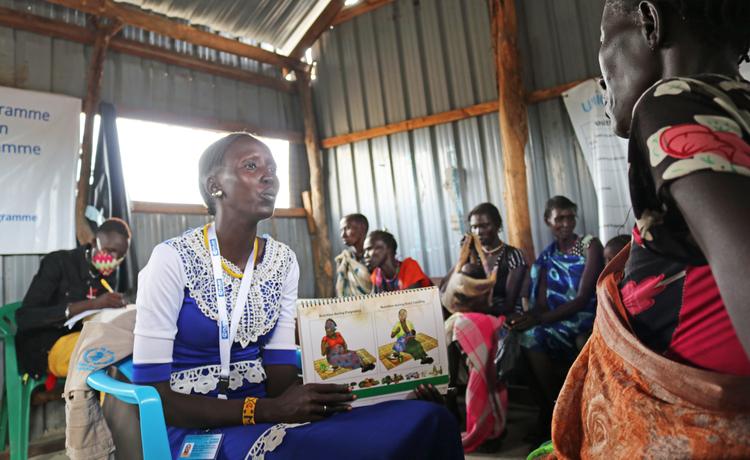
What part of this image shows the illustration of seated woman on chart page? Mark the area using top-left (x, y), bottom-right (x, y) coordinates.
top-left (297, 287), bottom-right (449, 406)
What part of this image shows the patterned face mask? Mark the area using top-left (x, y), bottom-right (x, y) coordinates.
top-left (91, 246), bottom-right (124, 277)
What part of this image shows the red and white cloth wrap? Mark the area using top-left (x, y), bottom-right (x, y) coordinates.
top-left (448, 312), bottom-right (507, 452)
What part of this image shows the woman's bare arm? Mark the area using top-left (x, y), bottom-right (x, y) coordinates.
top-left (504, 265), bottom-right (527, 313)
top-left (153, 382), bottom-right (245, 428)
top-left (540, 239), bottom-right (604, 323)
top-left (153, 363), bottom-right (353, 428)
top-left (671, 172), bottom-right (750, 355)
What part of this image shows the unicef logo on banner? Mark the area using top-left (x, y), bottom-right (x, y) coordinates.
top-left (77, 346), bottom-right (116, 371)
top-left (220, 321), bottom-right (229, 339)
top-left (210, 239), bottom-right (219, 256)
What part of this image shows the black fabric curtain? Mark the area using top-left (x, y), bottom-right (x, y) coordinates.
top-left (88, 102), bottom-right (139, 294)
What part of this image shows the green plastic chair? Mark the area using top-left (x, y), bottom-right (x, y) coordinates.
top-left (0, 301), bottom-right (47, 460)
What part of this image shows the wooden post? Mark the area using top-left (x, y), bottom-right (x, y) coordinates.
top-left (489, 0), bottom-right (535, 261)
top-left (298, 72), bottom-right (335, 297)
top-left (301, 191), bottom-right (318, 234)
top-left (75, 19), bottom-right (122, 245)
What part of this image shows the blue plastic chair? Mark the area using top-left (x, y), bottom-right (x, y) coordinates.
top-left (87, 348), bottom-right (302, 460)
top-left (87, 349), bottom-right (302, 460)
top-left (86, 359), bottom-right (171, 460)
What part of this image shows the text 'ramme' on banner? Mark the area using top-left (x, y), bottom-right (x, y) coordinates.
top-left (0, 86), bottom-right (80, 254)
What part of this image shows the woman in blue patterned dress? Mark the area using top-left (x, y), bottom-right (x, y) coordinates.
top-left (132, 133), bottom-right (462, 459)
top-left (508, 195), bottom-right (604, 442)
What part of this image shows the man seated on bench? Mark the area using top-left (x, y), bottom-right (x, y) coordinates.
top-left (15, 218), bottom-right (131, 386)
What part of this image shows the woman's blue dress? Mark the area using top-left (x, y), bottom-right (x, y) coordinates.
top-left (132, 228), bottom-right (463, 459)
top-left (520, 236), bottom-right (597, 361)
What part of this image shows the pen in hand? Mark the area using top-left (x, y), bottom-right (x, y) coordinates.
top-left (100, 279), bottom-right (114, 293)
top-left (99, 279), bottom-right (126, 307)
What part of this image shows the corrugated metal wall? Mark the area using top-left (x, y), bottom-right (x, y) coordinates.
top-left (0, 0), bottom-right (304, 134)
top-left (130, 213), bottom-right (316, 298)
top-left (116, 0), bottom-right (321, 50)
top-left (313, 0), bottom-right (603, 275)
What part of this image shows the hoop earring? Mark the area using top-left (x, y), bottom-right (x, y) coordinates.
top-left (210, 190), bottom-right (224, 198)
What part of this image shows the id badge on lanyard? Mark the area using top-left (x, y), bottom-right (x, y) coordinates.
top-left (206, 224), bottom-right (257, 399)
top-left (178, 433), bottom-right (224, 459)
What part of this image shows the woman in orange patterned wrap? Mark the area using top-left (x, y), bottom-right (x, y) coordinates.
top-left (546, 1), bottom-right (750, 458)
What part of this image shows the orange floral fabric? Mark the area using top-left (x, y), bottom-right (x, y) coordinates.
top-left (549, 246), bottom-right (750, 459)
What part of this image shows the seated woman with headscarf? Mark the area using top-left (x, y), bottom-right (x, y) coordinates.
top-left (509, 195), bottom-right (603, 441)
top-left (364, 230), bottom-right (432, 293)
top-left (320, 319), bottom-right (374, 371)
top-left (132, 133), bottom-right (463, 459)
top-left (441, 203), bottom-right (527, 316)
top-left (438, 204), bottom-right (523, 453)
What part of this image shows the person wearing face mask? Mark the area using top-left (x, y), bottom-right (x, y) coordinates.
top-left (15, 218), bottom-right (131, 380)
top-left (508, 196), bottom-right (603, 444)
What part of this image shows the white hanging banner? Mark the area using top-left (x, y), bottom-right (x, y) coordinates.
top-left (0, 86), bottom-right (80, 254)
top-left (563, 79), bottom-right (633, 243)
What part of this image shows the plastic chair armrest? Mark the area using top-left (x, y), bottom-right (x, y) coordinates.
top-left (87, 369), bottom-right (171, 459)
top-left (0, 302), bottom-right (22, 337)
top-left (117, 359), bottom-right (135, 382)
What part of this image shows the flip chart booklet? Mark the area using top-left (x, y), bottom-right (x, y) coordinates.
top-left (297, 287), bottom-right (449, 406)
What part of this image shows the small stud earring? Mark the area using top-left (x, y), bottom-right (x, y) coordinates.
top-left (211, 190), bottom-right (224, 198)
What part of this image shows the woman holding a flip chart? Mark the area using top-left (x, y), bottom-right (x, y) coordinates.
top-left (131, 133), bottom-right (463, 460)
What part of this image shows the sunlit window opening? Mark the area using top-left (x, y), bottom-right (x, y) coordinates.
top-left (113, 118), bottom-right (291, 208)
top-left (77, 115), bottom-right (292, 208)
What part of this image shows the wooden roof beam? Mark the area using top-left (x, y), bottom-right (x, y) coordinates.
top-left (110, 40), bottom-right (295, 93)
top-left (319, 78), bottom-right (594, 149)
top-left (0, 6), bottom-right (294, 93)
top-left (331, 0), bottom-right (394, 26)
top-left (45, 0), bottom-right (306, 70)
top-left (526, 78), bottom-right (589, 104)
top-left (131, 201), bottom-right (307, 217)
top-left (0, 5), bottom-right (96, 42)
top-left (289, 0), bottom-right (345, 60)
top-left (321, 100), bottom-right (499, 148)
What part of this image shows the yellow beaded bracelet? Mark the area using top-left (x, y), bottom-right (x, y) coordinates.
top-left (242, 397), bottom-right (258, 425)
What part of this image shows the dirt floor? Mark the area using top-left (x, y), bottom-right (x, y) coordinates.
top-left (464, 403), bottom-right (539, 459)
